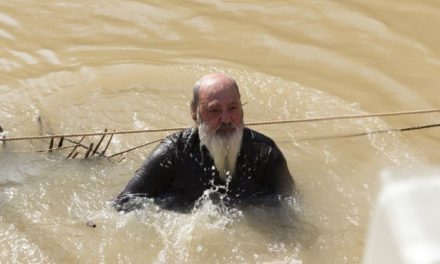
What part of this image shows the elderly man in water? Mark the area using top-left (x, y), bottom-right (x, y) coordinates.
top-left (114, 73), bottom-right (295, 212)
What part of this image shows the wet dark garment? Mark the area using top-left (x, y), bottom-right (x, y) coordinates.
top-left (113, 127), bottom-right (294, 212)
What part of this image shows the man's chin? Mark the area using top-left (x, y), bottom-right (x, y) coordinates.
top-left (215, 127), bottom-right (236, 138)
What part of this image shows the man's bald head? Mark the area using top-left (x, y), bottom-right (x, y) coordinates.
top-left (191, 73), bottom-right (240, 122)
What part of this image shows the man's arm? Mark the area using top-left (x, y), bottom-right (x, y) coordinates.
top-left (265, 144), bottom-right (295, 196)
top-left (113, 138), bottom-right (177, 211)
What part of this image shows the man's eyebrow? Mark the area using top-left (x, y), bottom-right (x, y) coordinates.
top-left (206, 103), bottom-right (221, 108)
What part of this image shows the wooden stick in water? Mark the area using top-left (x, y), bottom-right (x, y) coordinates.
top-left (108, 139), bottom-right (162, 158)
top-left (64, 138), bottom-right (109, 158)
top-left (49, 137), bottom-right (55, 152)
top-left (36, 145), bottom-right (75, 153)
top-left (84, 143), bottom-right (94, 159)
top-left (65, 138), bottom-right (91, 151)
top-left (100, 133), bottom-right (113, 157)
top-left (1, 125), bottom-right (6, 144)
top-left (92, 129), bottom-right (107, 156)
top-left (67, 136), bottom-right (86, 159)
top-left (58, 136), bottom-right (64, 148)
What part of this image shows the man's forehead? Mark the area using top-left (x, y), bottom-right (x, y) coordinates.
top-left (199, 80), bottom-right (239, 95)
top-left (201, 97), bottom-right (240, 107)
top-left (199, 86), bottom-right (240, 104)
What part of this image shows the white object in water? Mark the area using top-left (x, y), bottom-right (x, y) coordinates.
top-left (364, 167), bottom-right (440, 264)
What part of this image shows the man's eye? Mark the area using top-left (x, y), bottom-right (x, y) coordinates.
top-left (209, 108), bottom-right (221, 113)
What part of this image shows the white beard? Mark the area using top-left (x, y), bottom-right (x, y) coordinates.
top-left (198, 118), bottom-right (243, 182)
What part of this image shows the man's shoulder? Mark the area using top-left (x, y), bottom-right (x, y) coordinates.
top-left (243, 127), bottom-right (276, 146)
top-left (165, 127), bottom-right (194, 142)
top-left (243, 128), bottom-right (286, 162)
top-left (159, 127), bottom-right (196, 150)
top-left (149, 128), bottom-right (195, 157)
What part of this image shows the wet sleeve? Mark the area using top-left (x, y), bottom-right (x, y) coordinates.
top-left (113, 138), bottom-right (177, 210)
top-left (264, 144), bottom-right (295, 196)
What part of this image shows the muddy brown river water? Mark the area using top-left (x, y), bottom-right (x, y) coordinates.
top-left (1, 1), bottom-right (440, 263)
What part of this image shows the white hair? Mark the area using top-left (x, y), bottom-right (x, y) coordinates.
top-left (197, 112), bottom-right (243, 182)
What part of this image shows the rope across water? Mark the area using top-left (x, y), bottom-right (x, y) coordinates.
top-left (1, 108), bottom-right (439, 142)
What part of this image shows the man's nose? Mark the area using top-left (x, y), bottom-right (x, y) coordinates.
top-left (220, 110), bottom-right (231, 123)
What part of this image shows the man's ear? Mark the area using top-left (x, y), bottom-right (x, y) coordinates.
top-left (191, 105), bottom-right (197, 122)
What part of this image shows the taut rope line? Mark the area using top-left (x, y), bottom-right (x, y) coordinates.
top-left (1, 108), bottom-right (439, 142)
top-left (301, 123), bottom-right (440, 141)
